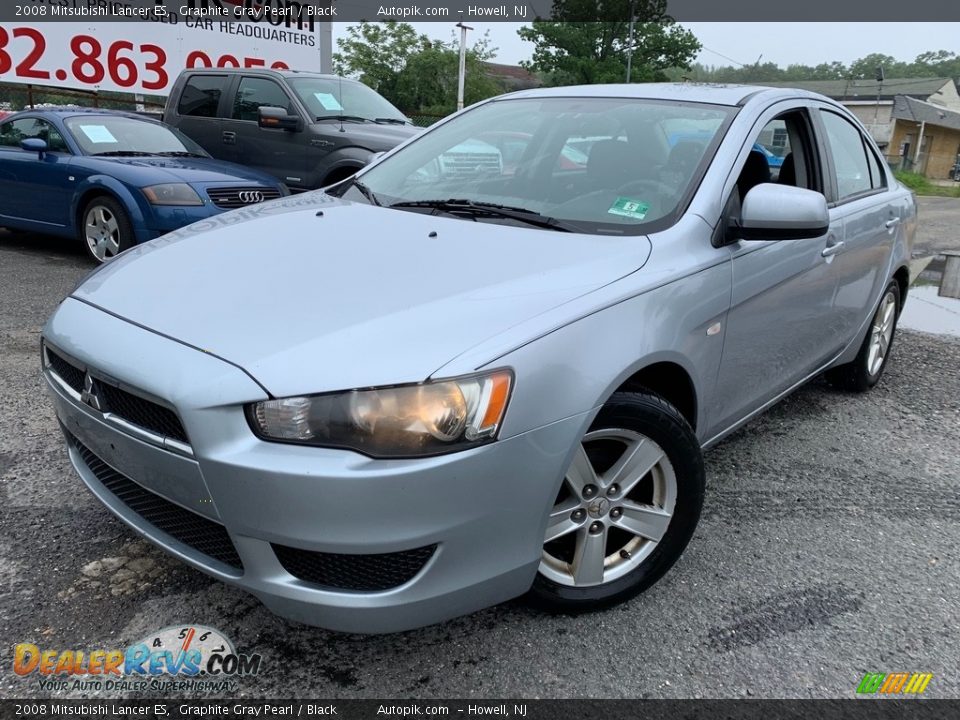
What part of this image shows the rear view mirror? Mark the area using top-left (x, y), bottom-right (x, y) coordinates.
top-left (21, 138), bottom-right (47, 158)
top-left (739, 184), bottom-right (829, 241)
top-left (258, 106), bottom-right (303, 132)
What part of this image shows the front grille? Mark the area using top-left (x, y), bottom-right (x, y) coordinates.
top-left (96, 383), bottom-right (188, 444)
top-left (45, 347), bottom-right (188, 445)
top-left (46, 348), bottom-right (85, 393)
top-left (207, 186), bottom-right (282, 209)
top-left (66, 430), bottom-right (243, 571)
top-left (272, 543), bottom-right (436, 592)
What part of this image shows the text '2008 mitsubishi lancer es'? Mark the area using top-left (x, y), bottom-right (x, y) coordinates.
top-left (43, 83), bottom-right (916, 633)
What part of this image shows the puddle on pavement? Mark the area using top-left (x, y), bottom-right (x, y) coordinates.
top-left (900, 284), bottom-right (960, 337)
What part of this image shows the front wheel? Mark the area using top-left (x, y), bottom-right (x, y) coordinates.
top-left (528, 391), bottom-right (705, 613)
top-left (80, 196), bottom-right (134, 264)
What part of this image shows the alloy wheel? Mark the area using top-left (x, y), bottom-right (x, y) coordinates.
top-left (540, 428), bottom-right (677, 587)
top-left (867, 291), bottom-right (897, 377)
top-left (84, 205), bottom-right (122, 262)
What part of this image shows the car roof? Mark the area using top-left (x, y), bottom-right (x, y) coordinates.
top-left (182, 67), bottom-right (353, 82)
top-left (501, 83), bottom-right (835, 108)
top-left (4, 107), bottom-right (154, 121)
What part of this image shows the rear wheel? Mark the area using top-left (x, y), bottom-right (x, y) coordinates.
top-left (825, 280), bottom-right (900, 392)
top-left (529, 391), bottom-right (704, 612)
top-left (80, 196), bottom-right (134, 264)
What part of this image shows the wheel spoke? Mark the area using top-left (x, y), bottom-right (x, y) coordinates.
top-left (104, 215), bottom-right (119, 236)
top-left (565, 444), bottom-right (598, 494)
top-left (603, 436), bottom-right (665, 494)
top-left (613, 500), bottom-right (671, 542)
top-left (571, 527), bottom-right (607, 586)
top-left (105, 235), bottom-right (120, 256)
top-left (545, 498), bottom-right (581, 542)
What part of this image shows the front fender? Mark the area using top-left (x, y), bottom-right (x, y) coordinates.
top-left (317, 146), bottom-right (377, 186)
top-left (71, 176), bottom-right (153, 243)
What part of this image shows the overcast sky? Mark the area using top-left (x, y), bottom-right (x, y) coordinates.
top-left (334, 23), bottom-right (960, 70)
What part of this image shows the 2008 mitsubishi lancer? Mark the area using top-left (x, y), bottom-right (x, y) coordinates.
top-left (43, 84), bottom-right (916, 633)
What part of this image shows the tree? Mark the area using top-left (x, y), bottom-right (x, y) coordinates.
top-left (394, 34), bottom-right (501, 115)
top-left (332, 22), bottom-right (428, 100)
top-left (518, 0), bottom-right (700, 85)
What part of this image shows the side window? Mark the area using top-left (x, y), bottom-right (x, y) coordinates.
top-left (178, 75), bottom-right (228, 118)
top-left (820, 110), bottom-right (873, 200)
top-left (233, 78), bottom-right (294, 121)
top-left (865, 142), bottom-right (887, 189)
top-left (0, 118), bottom-right (68, 152)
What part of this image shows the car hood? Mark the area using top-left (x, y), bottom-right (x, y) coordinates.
top-left (82, 156), bottom-right (278, 185)
top-left (319, 122), bottom-right (420, 150)
top-left (72, 194), bottom-right (652, 397)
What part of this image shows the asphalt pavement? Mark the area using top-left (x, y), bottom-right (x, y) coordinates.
top-left (1, 210), bottom-right (958, 700)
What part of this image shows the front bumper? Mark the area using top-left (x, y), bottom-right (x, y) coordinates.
top-left (43, 298), bottom-right (585, 633)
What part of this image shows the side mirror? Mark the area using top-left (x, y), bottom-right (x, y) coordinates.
top-left (21, 138), bottom-right (47, 158)
top-left (258, 106), bottom-right (303, 132)
top-left (739, 183), bottom-right (829, 241)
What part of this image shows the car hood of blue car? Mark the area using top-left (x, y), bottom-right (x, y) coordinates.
top-left (79, 155), bottom-right (278, 186)
top-left (71, 193), bottom-right (653, 397)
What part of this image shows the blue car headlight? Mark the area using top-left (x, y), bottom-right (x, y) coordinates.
top-left (142, 183), bottom-right (204, 206)
top-left (248, 370), bottom-right (513, 458)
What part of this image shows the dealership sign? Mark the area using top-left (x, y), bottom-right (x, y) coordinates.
top-left (0, 1), bottom-right (328, 95)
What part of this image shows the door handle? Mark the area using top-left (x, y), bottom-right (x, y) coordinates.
top-left (222, 131), bottom-right (236, 145)
top-left (885, 217), bottom-right (901, 228)
top-left (821, 240), bottom-right (845, 258)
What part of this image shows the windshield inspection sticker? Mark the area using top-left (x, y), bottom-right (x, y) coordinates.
top-left (314, 92), bottom-right (344, 111)
top-left (608, 197), bottom-right (649, 219)
top-left (79, 125), bottom-right (118, 144)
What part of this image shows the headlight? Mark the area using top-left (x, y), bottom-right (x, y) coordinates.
top-left (248, 370), bottom-right (513, 458)
top-left (142, 183), bottom-right (203, 206)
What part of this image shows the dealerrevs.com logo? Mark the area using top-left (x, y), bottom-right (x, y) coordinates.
top-left (856, 672), bottom-right (933, 695)
top-left (13, 625), bottom-right (262, 693)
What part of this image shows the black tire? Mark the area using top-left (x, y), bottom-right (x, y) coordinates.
top-left (528, 391), bottom-right (705, 613)
top-left (825, 280), bottom-right (901, 393)
top-left (79, 195), bottom-right (135, 264)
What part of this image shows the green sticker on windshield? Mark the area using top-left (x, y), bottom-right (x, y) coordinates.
top-left (608, 197), bottom-right (649, 219)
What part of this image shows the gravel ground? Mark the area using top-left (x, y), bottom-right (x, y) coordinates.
top-left (1, 226), bottom-right (958, 700)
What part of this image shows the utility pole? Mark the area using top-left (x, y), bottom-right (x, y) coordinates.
top-left (625, 0), bottom-right (637, 83)
top-left (456, 22), bottom-right (473, 112)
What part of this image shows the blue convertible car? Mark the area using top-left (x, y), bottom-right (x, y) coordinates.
top-left (0, 109), bottom-right (286, 263)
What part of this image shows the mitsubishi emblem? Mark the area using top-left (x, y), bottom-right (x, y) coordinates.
top-left (81, 373), bottom-right (102, 411)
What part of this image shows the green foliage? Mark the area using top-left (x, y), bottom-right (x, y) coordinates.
top-left (334, 22), bottom-right (504, 114)
top-left (518, 0), bottom-right (700, 86)
top-left (332, 21), bottom-right (428, 102)
top-left (682, 50), bottom-right (960, 84)
top-left (894, 170), bottom-right (960, 197)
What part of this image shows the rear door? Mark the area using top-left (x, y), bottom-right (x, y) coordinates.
top-left (221, 75), bottom-right (307, 187)
top-left (168, 73), bottom-right (229, 160)
top-left (814, 107), bottom-right (898, 346)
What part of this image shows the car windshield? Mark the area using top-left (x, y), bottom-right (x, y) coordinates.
top-left (65, 116), bottom-right (208, 157)
top-left (287, 77), bottom-right (408, 123)
top-left (352, 97), bottom-right (734, 234)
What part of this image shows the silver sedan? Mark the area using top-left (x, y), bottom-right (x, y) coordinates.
top-left (42, 83), bottom-right (916, 632)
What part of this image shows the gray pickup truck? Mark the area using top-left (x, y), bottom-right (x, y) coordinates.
top-left (163, 68), bottom-right (419, 192)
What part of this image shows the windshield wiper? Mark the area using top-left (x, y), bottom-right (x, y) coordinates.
top-left (90, 150), bottom-right (149, 157)
top-left (350, 178), bottom-right (381, 206)
top-left (389, 199), bottom-right (579, 232)
top-left (154, 151), bottom-right (208, 158)
top-left (316, 115), bottom-right (371, 123)
top-left (374, 117), bottom-right (409, 125)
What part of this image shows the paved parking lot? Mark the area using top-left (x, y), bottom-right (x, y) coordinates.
top-left (1, 202), bottom-right (959, 699)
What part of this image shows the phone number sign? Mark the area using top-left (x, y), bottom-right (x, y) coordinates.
top-left (0, 11), bottom-right (323, 94)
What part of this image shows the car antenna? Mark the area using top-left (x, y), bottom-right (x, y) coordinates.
top-left (338, 73), bottom-right (345, 133)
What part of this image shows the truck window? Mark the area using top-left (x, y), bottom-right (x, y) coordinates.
top-left (178, 75), bottom-right (228, 118)
top-left (233, 77), bottom-right (295, 121)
